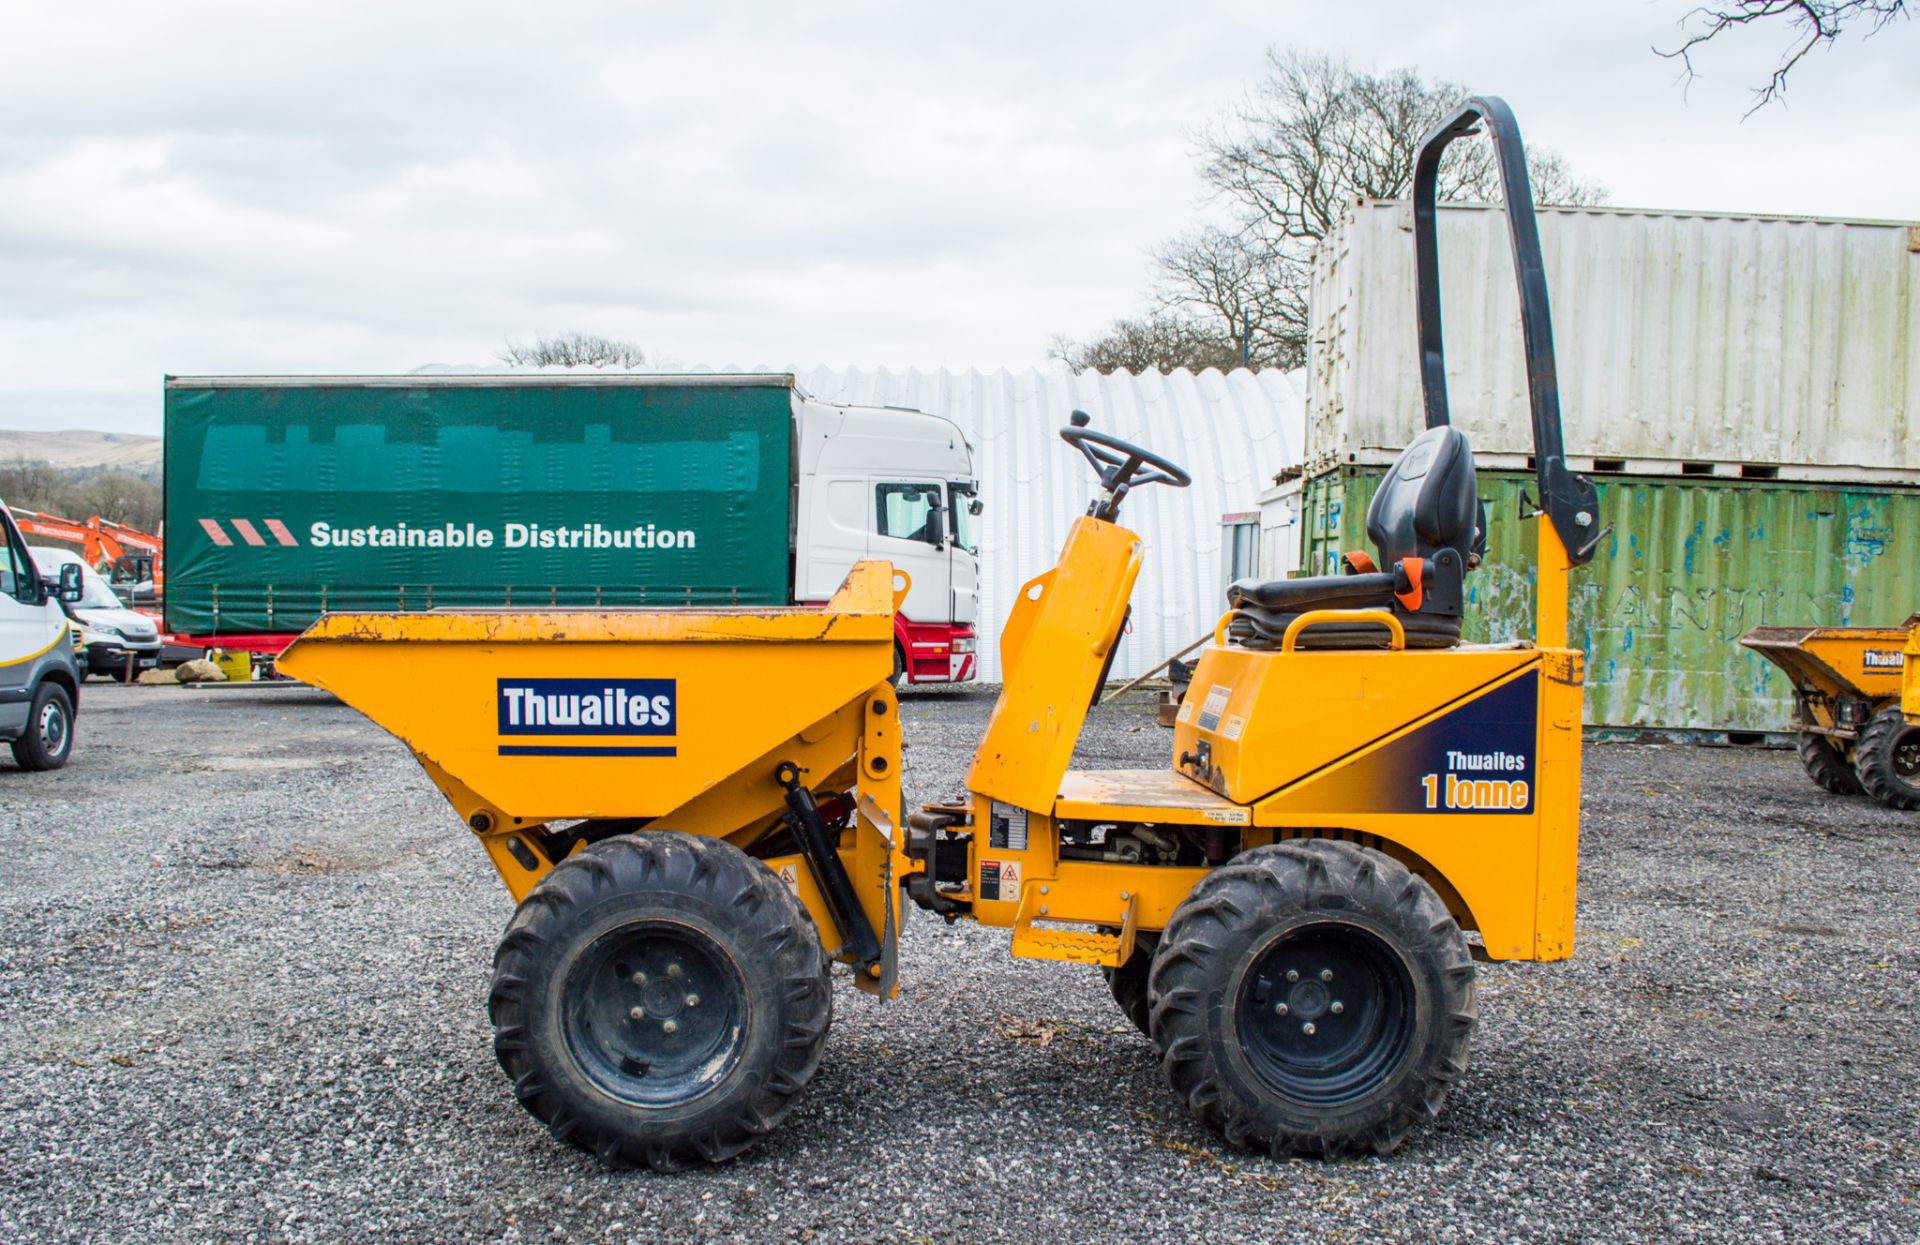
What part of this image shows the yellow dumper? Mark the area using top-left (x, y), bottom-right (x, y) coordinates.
top-left (1740, 623), bottom-right (1920, 809)
top-left (281, 96), bottom-right (1599, 1169)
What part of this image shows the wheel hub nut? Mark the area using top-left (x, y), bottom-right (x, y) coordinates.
top-left (663, 1019), bottom-right (679, 1034)
top-left (1285, 969), bottom-right (1299, 982)
top-left (1319, 969), bottom-right (1333, 982)
top-left (1330, 1001), bottom-right (1344, 1015)
top-left (631, 971), bottom-right (647, 986)
top-left (667, 963), bottom-right (684, 979)
top-left (1301, 1022), bottom-right (1317, 1036)
top-left (629, 1007), bottom-right (645, 1021)
top-left (1274, 1002), bottom-right (1289, 1016)
top-left (684, 994), bottom-right (700, 1008)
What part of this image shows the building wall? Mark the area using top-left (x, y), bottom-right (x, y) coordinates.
top-left (798, 366), bottom-right (1307, 681)
top-left (1297, 465), bottom-right (1920, 731)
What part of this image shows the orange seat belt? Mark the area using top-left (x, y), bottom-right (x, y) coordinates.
top-left (1395, 557), bottom-right (1425, 611)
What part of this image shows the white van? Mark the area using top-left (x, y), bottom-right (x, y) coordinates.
top-left (28, 546), bottom-right (164, 680)
top-left (1, 501), bottom-right (86, 769)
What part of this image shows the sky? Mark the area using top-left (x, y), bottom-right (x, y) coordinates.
top-left (1, 1), bottom-right (1915, 436)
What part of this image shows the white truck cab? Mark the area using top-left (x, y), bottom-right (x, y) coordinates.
top-left (792, 398), bottom-right (981, 684)
top-left (0, 500), bottom-right (86, 769)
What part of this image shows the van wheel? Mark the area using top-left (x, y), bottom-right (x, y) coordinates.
top-left (1797, 731), bottom-right (1862, 795)
top-left (1854, 707), bottom-right (1920, 811)
top-left (11, 682), bottom-right (74, 771)
top-left (489, 831), bottom-right (832, 1171)
top-left (1150, 839), bottom-right (1474, 1158)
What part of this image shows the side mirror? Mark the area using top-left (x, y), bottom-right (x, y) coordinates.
top-left (968, 498), bottom-right (983, 516)
top-left (55, 564), bottom-right (83, 604)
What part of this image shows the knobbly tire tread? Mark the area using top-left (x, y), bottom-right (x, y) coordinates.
top-left (488, 831), bottom-right (832, 1171)
top-left (1148, 838), bottom-right (1474, 1159)
top-left (1853, 707), bottom-right (1920, 811)
top-left (1797, 731), bottom-right (1862, 796)
top-left (1102, 933), bottom-right (1159, 1036)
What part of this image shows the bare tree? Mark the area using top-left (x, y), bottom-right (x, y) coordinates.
top-left (1147, 51), bottom-right (1605, 368)
top-left (0, 460), bottom-right (161, 530)
top-left (0, 457), bottom-right (73, 516)
top-left (1151, 226), bottom-right (1307, 368)
top-left (73, 470), bottom-right (162, 531)
top-left (499, 332), bottom-right (647, 368)
top-left (1660, 1), bottom-right (1909, 110)
top-left (1049, 314), bottom-right (1245, 375)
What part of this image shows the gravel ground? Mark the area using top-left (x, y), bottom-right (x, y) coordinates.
top-left (1, 680), bottom-right (1916, 1244)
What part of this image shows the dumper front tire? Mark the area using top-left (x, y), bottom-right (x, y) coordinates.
top-left (488, 831), bottom-right (832, 1171)
top-left (1854, 707), bottom-right (1920, 811)
top-left (1797, 731), bottom-right (1863, 796)
top-left (1149, 839), bottom-right (1474, 1158)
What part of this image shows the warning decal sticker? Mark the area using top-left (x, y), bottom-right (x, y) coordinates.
top-left (979, 859), bottom-right (1021, 903)
top-left (1196, 684), bottom-right (1232, 732)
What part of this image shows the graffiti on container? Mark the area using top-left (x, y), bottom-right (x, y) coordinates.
top-left (1843, 508), bottom-right (1890, 568)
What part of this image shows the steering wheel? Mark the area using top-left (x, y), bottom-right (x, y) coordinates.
top-left (1060, 410), bottom-right (1191, 521)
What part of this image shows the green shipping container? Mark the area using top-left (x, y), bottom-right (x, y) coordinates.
top-left (1301, 465), bottom-right (1920, 732)
top-left (164, 376), bottom-right (795, 636)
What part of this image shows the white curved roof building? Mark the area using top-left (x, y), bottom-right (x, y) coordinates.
top-left (798, 365), bottom-right (1305, 681)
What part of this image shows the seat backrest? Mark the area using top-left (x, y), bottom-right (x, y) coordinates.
top-left (1365, 426), bottom-right (1476, 566)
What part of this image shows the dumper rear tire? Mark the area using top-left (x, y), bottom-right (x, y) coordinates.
top-left (1854, 707), bottom-right (1920, 811)
top-left (1797, 731), bottom-right (1863, 796)
top-left (488, 831), bottom-right (832, 1171)
top-left (1149, 839), bottom-right (1474, 1158)
top-left (1102, 933), bottom-right (1158, 1037)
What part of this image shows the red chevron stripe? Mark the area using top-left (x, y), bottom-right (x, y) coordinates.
top-left (230, 519), bottom-right (267, 547)
top-left (198, 518), bottom-right (233, 547)
top-left (264, 519), bottom-right (298, 546)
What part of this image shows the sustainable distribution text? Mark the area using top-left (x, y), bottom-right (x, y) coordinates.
top-left (307, 521), bottom-right (698, 550)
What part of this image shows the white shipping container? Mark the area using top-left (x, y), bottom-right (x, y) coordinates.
top-left (1308, 201), bottom-right (1920, 480)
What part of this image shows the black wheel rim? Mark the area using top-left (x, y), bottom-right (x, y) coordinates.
top-left (1237, 922), bottom-right (1416, 1107)
top-left (561, 921), bottom-right (747, 1108)
top-left (1893, 728), bottom-right (1920, 781)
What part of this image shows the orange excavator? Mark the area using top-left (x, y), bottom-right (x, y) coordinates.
top-left (12, 508), bottom-right (163, 590)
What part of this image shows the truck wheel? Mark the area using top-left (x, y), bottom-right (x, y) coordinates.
top-left (1797, 731), bottom-right (1863, 795)
top-left (488, 831), bottom-right (832, 1170)
top-left (892, 642), bottom-right (909, 690)
top-left (1102, 933), bottom-right (1159, 1036)
top-left (1149, 839), bottom-right (1474, 1158)
top-left (1853, 707), bottom-right (1920, 811)
top-left (10, 682), bottom-right (74, 771)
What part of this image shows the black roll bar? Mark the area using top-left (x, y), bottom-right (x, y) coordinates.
top-left (1411, 96), bottom-right (1603, 566)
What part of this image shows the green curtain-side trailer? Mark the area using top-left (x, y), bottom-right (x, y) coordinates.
top-left (163, 376), bottom-right (794, 638)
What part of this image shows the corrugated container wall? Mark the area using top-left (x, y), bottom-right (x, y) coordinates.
top-left (797, 366), bottom-right (1307, 681)
top-left (1302, 466), bottom-right (1920, 731)
top-left (1309, 203), bottom-right (1920, 478)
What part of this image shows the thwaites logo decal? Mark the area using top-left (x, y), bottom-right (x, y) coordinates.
top-left (495, 678), bottom-right (677, 757)
top-left (1863, 649), bottom-right (1904, 672)
top-left (1268, 670), bottom-right (1538, 815)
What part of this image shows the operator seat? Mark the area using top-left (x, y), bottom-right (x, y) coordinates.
top-left (1227, 425), bottom-right (1483, 650)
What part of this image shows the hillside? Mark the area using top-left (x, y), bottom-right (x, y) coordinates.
top-left (0, 429), bottom-right (162, 471)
